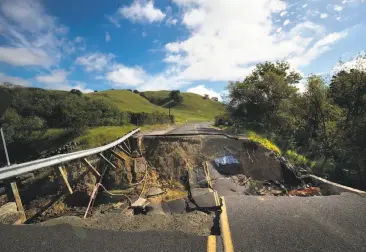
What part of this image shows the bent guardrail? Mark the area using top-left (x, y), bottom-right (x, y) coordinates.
top-left (0, 128), bottom-right (140, 180)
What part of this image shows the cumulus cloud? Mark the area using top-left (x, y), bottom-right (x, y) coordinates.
top-left (161, 0), bottom-right (347, 84)
top-left (106, 65), bottom-right (146, 86)
top-left (75, 53), bottom-right (115, 72)
top-left (36, 69), bottom-right (92, 92)
top-left (187, 85), bottom-right (222, 100)
top-left (0, 0), bottom-right (83, 68)
top-left (320, 13), bottom-right (328, 19)
top-left (119, 0), bottom-right (166, 23)
top-left (36, 69), bottom-right (68, 84)
top-left (0, 72), bottom-right (30, 86)
top-left (283, 19), bottom-right (290, 26)
top-left (334, 5), bottom-right (343, 12)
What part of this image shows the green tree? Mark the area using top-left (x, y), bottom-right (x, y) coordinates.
top-left (228, 61), bottom-right (301, 132)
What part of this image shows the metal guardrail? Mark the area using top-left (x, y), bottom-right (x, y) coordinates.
top-left (0, 128), bottom-right (140, 180)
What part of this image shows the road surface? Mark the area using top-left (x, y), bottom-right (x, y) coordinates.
top-left (225, 193), bottom-right (366, 252)
top-left (166, 122), bottom-right (220, 135)
top-left (0, 224), bottom-right (208, 252)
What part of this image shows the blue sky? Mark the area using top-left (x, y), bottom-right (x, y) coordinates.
top-left (0, 0), bottom-right (365, 99)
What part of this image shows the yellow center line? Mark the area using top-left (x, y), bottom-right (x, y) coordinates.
top-left (220, 197), bottom-right (234, 252)
top-left (207, 235), bottom-right (217, 252)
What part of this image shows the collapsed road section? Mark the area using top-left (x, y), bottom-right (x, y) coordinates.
top-left (0, 133), bottom-right (363, 236)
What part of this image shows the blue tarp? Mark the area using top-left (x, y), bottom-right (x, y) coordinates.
top-left (214, 156), bottom-right (240, 166)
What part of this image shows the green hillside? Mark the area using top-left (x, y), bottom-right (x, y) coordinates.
top-left (89, 90), bottom-right (226, 123)
top-left (87, 90), bottom-right (165, 113)
top-left (142, 90), bottom-right (226, 122)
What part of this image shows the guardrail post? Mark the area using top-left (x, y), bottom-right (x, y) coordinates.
top-left (5, 181), bottom-right (27, 223)
top-left (57, 166), bottom-right (73, 195)
top-left (82, 158), bottom-right (101, 177)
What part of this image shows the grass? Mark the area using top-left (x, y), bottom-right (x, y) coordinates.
top-left (33, 89), bottom-right (226, 150)
top-left (247, 131), bottom-right (281, 155)
top-left (143, 91), bottom-right (226, 123)
top-left (285, 150), bottom-right (315, 168)
top-left (74, 125), bottom-right (137, 148)
top-left (74, 124), bottom-right (172, 148)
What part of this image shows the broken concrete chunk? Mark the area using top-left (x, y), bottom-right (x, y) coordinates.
top-left (131, 197), bottom-right (149, 209)
top-left (167, 199), bottom-right (186, 214)
top-left (146, 187), bottom-right (164, 197)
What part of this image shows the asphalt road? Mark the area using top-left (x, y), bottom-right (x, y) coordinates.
top-left (225, 193), bottom-right (366, 252)
top-left (0, 224), bottom-right (208, 252)
top-left (166, 122), bottom-right (219, 135)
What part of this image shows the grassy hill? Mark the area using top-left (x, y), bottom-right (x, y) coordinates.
top-left (87, 90), bottom-right (165, 113)
top-left (1, 86), bottom-right (226, 158)
top-left (89, 90), bottom-right (226, 123)
top-left (142, 90), bottom-right (225, 122)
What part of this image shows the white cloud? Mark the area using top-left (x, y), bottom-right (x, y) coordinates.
top-left (280, 11), bottom-right (287, 16)
top-left (187, 85), bottom-right (222, 101)
top-left (320, 13), bottom-right (328, 19)
top-left (36, 69), bottom-right (68, 84)
top-left (36, 69), bottom-right (92, 92)
top-left (166, 17), bottom-right (178, 26)
top-left (334, 5), bottom-right (343, 12)
top-left (119, 0), bottom-right (166, 23)
top-left (75, 53), bottom-right (115, 72)
top-left (105, 32), bottom-right (111, 42)
top-left (0, 72), bottom-right (30, 86)
top-left (106, 65), bottom-right (146, 86)
top-left (289, 31), bottom-right (348, 67)
top-left (276, 27), bottom-right (282, 33)
top-left (106, 15), bottom-right (121, 28)
top-left (283, 19), bottom-right (290, 26)
top-left (159, 0), bottom-right (348, 84)
top-left (332, 52), bottom-right (366, 73)
top-left (0, 47), bottom-right (53, 67)
top-left (0, 0), bottom-right (80, 68)
top-left (302, 4), bottom-right (308, 8)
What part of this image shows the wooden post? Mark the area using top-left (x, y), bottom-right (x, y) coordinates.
top-left (99, 153), bottom-right (117, 169)
top-left (10, 181), bottom-right (27, 223)
top-left (109, 149), bottom-right (126, 162)
top-left (117, 145), bottom-right (131, 156)
top-left (82, 158), bottom-right (101, 177)
top-left (57, 166), bottom-right (73, 194)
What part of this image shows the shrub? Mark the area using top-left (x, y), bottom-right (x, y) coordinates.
top-left (285, 150), bottom-right (313, 168)
top-left (247, 131), bottom-right (281, 155)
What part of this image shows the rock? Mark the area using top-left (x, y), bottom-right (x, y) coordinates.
top-left (146, 187), bottom-right (164, 197)
top-left (0, 202), bottom-right (21, 224)
top-left (167, 199), bottom-right (186, 214)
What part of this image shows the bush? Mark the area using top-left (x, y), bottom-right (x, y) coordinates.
top-left (285, 150), bottom-right (314, 168)
top-left (247, 131), bottom-right (281, 155)
top-left (129, 111), bottom-right (172, 126)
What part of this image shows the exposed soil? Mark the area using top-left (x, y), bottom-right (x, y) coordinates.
top-left (1, 134), bottom-right (339, 232)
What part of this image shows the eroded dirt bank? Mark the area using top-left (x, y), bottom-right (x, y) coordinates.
top-left (0, 134), bottom-right (341, 231)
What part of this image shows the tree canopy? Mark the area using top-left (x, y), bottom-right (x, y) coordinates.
top-left (228, 60), bottom-right (366, 189)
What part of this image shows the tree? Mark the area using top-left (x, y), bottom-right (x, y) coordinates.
top-left (170, 90), bottom-right (183, 105)
top-left (70, 89), bottom-right (83, 96)
top-left (203, 94), bottom-right (209, 99)
top-left (133, 90), bottom-right (139, 94)
top-left (228, 61), bottom-right (301, 132)
top-left (212, 97), bottom-right (219, 102)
